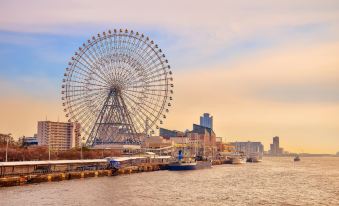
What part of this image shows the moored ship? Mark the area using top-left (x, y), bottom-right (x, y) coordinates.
top-left (168, 160), bottom-right (212, 171)
top-left (230, 153), bottom-right (247, 164)
top-left (246, 152), bottom-right (263, 163)
top-left (168, 150), bottom-right (212, 171)
top-left (231, 156), bottom-right (247, 164)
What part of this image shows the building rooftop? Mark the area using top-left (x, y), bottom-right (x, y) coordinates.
top-left (192, 124), bottom-right (215, 136)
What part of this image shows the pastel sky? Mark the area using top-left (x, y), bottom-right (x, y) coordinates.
top-left (0, 0), bottom-right (338, 153)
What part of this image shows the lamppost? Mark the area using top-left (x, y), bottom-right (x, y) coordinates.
top-left (5, 133), bottom-right (11, 162)
top-left (80, 136), bottom-right (84, 160)
top-left (48, 135), bottom-right (52, 161)
top-left (101, 139), bottom-right (104, 158)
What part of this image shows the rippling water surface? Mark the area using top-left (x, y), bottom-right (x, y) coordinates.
top-left (1, 157), bottom-right (339, 206)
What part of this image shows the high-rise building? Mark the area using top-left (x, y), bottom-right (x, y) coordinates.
top-left (231, 141), bottom-right (264, 157)
top-left (269, 136), bottom-right (284, 156)
top-left (200, 113), bottom-right (213, 129)
top-left (37, 121), bottom-right (81, 151)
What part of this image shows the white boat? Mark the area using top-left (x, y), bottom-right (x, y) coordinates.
top-left (230, 153), bottom-right (247, 164)
top-left (247, 152), bottom-right (263, 163)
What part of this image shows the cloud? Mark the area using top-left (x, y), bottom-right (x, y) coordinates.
top-left (1, 0), bottom-right (338, 72)
top-left (1, 0), bottom-right (338, 53)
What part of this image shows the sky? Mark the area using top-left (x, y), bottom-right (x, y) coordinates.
top-left (0, 0), bottom-right (338, 154)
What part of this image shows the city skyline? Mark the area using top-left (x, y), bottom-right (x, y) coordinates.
top-left (0, 0), bottom-right (339, 154)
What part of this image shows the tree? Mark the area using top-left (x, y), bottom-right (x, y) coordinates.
top-left (0, 133), bottom-right (15, 145)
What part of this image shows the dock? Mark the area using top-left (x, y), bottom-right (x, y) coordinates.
top-left (0, 156), bottom-right (172, 187)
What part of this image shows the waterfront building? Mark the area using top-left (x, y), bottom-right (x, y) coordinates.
top-left (18, 136), bottom-right (38, 147)
top-left (188, 124), bottom-right (217, 156)
top-left (37, 121), bottom-right (81, 151)
top-left (231, 141), bottom-right (264, 157)
top-left (170, 136), bottom-right (189, 146)
top-left (159, 128), bottom-right (185, 138)
top-left (190, 124), bottom-right (216, 147)
top-left (215, 137), bottom-right (224, 152)
top-left (269, 136), bottom-right (284, 156)
top-left (142, 136), bottom-right (173, 155)
top-left (222, 143), bottom-right (236, 153)
top-left (199, 113), bottom-right (213, 129)
top-left (159, 124), bottom-right (217, 157)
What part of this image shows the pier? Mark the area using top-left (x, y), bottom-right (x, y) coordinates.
top-left (0, 156), bottom-right (172, 187)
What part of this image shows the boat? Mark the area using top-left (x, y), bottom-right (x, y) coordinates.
top-left (230, 152), bottom-right (247, 164)
top-left (246, 152), bottom-right (263, 163)
top-left (168, 150), bottom-right (212, 171)
top-left (294, 155), bottom-right (301, 162)
top-left (231, 156), bottom-right (247, 164)
top-left (168, 160), bottom-right (212, 171)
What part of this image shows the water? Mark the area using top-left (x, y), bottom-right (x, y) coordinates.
top-left (1, 157), bottom-right (339, 206)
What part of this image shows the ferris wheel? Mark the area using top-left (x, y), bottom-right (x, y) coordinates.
top-left (61, 29), bottom-right (173, 146)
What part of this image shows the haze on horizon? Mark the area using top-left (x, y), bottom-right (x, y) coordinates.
top-left (0, 0), bottom-right (338, 154)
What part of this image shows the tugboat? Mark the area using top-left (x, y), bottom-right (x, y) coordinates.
top-left (168, 150), bottom-right (212, 171)
top-left (294, 155), bottom-right (301, 162)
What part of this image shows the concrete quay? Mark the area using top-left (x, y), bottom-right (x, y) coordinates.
top-left (0, 158), bottom-right (232, 187)
top-left (0, 156), bottom-right (171, 187)
top-left (0, 164), bottom-right (165, 187)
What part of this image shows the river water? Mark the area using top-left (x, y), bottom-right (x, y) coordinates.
top-left (1, 157), bottom-right (339, 206)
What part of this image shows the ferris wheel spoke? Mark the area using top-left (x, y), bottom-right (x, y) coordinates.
top-left (122, 40), bottom-right (155, 72)
top-left (65, 91), bottom-right (107, 107)
top-left (122, 94), bottom-right (152, 132)
top-left (113, 39), bottom-right (157, 85)
top-left (97, 36), bottom-right (114, 79)
top-left (128, 65), bottom-right (168, 84)
top-left (122, 90), bottom-right (165, 115)
top-left (69, 68), bottom-right (108, 86)
top-left (122, 91), bottom-right (162, 123)
top-left (80, 48), bottom-right (111, 82)
top-left (128, 71), bottom-right (171, 86)
top-left (71, 64), bottom-right (108, 86)
top-left (67, 79), bottom-right (108, 88)
top-left (129, 83), bottom-right (170, 88)
top-left (69, 93), bottom-right (107, 124)
top-left (119, 98), bottom-right (146, 133)
top-left (142, 58), bottom-right (167, 76)
top-left (66, 87), bottom-right (107, 94)
top-left (124, 89), bottom-right (167, 98)
top-left (88, 41), bottom-right (110, 80)
top-left (74, 61), bottom-right (109, 85)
